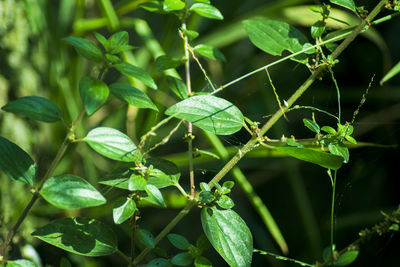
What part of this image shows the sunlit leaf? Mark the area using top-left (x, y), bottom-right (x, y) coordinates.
top-left (144, 184), bottom-right (166, 207)
top-left (311, 20), bottom-right (326, 39)
top-left (79, 76), bottom-right (109, 115)
top-left (194, 256), bottom-right (212, 267)
top-left (328, 142), bottom-right (349, 163)
top-left (166, 76), bottom-right (188, 100)
top-left (113, 197), bottom-right (137, 224)
top-left (63, 37), bottom-right (103, 62)
top-left (330, 0), bottom-right (356, 13)
top-left (156, 55), bottom-right (182, 72)
top-left (163, 0), bottom-right (185, 11)
top-left (6, 260), bottom-right (39, 267)
top-left (193, 44), bottom-right (226, 61)
top-left (109, 83), bottom-right (157, 110)
top-left (114, 62), bottom-right (157, 90)
top-left (216, 195), bottom-right (234, 209)
top-left (303, 118), bottom-right (320, 133)
top-left (190, 3), bottom-right (223, 20)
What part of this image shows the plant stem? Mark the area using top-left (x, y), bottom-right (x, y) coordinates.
top-left (116, 249), bottom-right (132, 265)
top-left (330, 170), bottom-right (338, 264)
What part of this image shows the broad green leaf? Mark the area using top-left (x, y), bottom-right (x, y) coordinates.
top-left (311, 21), bottom-right (326, 39)
top-left (147, 258), bottom-right (172, 267)
top-left (243, 19), bottom-right (309, 64)
top-left (190, 3), bottom-right (223, 20)
top-left (380, 61), bottom-right (400, 84)
top-left (328, 142), bottom-right (349, 163)
top-left (193, 44), bottom-right (226, 62)
top-left (201, 207), bottom-right (253, 267)
top-left (168, 234), bottom-right (191, 250)
top-left (31, 217), bottom-right (117, 256)
top-left (166, 76), bottom-right (188, 100)
top-left (6, 260), bottom-right (39, 267)
top-left (194, 256), bottom-right (212, 267)
top-left (156, 55), bottom-right (182, 72)
top-left (108, 31), bottom-right (130, 54)
top-left (114, 62), bottom-right (157, 90)
top-left (2, 96), bottom-right (62, 122)
top-left (171, 252), bottom-right (193, 266)
top-left (63, 37), bottom-right (103, 62)
top-left (216, 195), bottom-right (234, 209)
top-left (330, 0), bottom-right (356, 13)
top-left (113, 197), bottom-right (137, 224)
top-left (109, 83), bottom-right (158, 110)
top-left (79, 76), bottom-right (109, 115)
top-left (135, 228), bottom-right (155, 248)
top-left (41, 174), bottom-right (106, 210)
top-left (275, 146), bottom-right (343, 170)
top-left (163, 0), bottom-right (185, 11)
top-left (144, 184), bottom-right (166, 207)
top-left (321, 126), bottom-right (337, 135)
top-left (333, 250), bottom-right (359, 266)
top-left (0, 136), bottom-right (36, 185)
top-left (146, 158), bottom-right (181, 188)
top-left (165, 95), bottom-right (244, 135)
top-left (128, 174), bottom-right (147, 191)
top-left (100, 178), bottom-right (130, 189)
top-left (84, 127), bottom-right (142, 162)
top-left (303, 118), bottom-right (320, 133)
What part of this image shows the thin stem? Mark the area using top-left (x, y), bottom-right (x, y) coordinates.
top-left (175, 183), bottom-right (190, 198)
top-left (116, 249), bottom-right (132, 265)
top-left (329, 170), bottom-right (338, 264)
top-left (329, 68), bottom-right (341, 123)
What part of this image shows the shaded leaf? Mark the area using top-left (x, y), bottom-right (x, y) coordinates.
top-left (333, 250), bottom-right (359, 266)
top-left (311, 21), bottom-right (326, 39)
top-left (190, 3), bottom-right (223, 20)
top-left (171, 252), bottom-right (194, 266)
top-left (109, 83), bottom-right (157, 110)
top-left (140, 1), bottom-right (165, 13)
top-left (166, 76), bottom-right (188, 100)
top-left (113, 197), bottom-right (137, 224)
top-left (180, 28), bottom-right (199, 40)
top-left (156, 55), bottom-right (182, 72)
top-left (79, 76), bottom-right (109, 115)
top-left (41, 174), bottom-right (106, 210)
top-left (114, 62), bottom-right (157, 90)
top-left (108, 31), bottom-right (130, 54)
top-left (63, 37), bottom-right (103, 62)
top-left (194, 256), bottom-right (212, 267)
top-left (328, 142), bottom-right (349, 163)
top-left (193, 44), bottom-right (226, 61)
top-left (380, 61), bottom-right (400, 85)
top-left (135, 228), bottom-right (155, 248)
top-left (32, 217), bottom-right (117, 256)
top-left (147, 258), bottom-right (172, 267)
top-left (199, 191), bottom-right (215, 204)
top-left (168, 234), bottom-right (191, 250)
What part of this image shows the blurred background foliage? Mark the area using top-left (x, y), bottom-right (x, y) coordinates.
top-left (0, 0), bottom-right (399, 266)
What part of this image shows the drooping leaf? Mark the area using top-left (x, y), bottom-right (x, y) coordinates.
top-left (114, 62), bottom-right (158, 90)
top-left (6, 260), bottom-right (39, 267)
top-left (0, 136), bottom-right (36, 185)
top-left (328, 142), bottom-right (349, 163)
top-left (63, 36), bottom-right (103, 62)
top-left (113, 197), bottom-right (137, 224)
top-left (163, 0), bottom-right (185, 11)
top-left (333, 250), bottom-right (359, 266)
top-left (166, 76), bottom-right (188, 100)
top-left (329, 0), bottom-right (356, 13)
top-left (144, 184), bottom-right (166, 207)
top-left (168, 234), bottom-right (191, 250)
top-left (243, 19), bottom-right (309, 63)
top-left (31, 217), bottom-right (117, 256)
top-left (171, 252), bottom-right (194, 266)
top-left (201, 207), bottom-right (253, 267)
top-left (190, 3), bottom-right (224, 20)
top-left (2, 96), bottom-right (62, 122)
top-left (165, 95), bottom-right (244, 135)
top-left (275, 146), bottom-right (343, 170)
top-left (41, 174), bottom-right (106, 210)
top-left (380, 61), bottom-right (400, 85)
top-left (84, 127), bottom-right (142, 162)
top-left (135, 228), bottom-right (155, 248)
top-left (193, 44), bottom-right (226, 62)
top-left (303, 118), bottom-right (320, 133)
top-left (109, 83), bottom-right (158, 110)
top-left (79, 76), bottom-right (109, 115)
top-left (156, 55), bottom-right (182, 72)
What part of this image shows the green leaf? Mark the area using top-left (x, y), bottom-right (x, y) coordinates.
top-left (344, 135), bottom-right (357, 144)
top-left (140, 1), bottom-right (165, 13)
top-left (6, 260), bottom-right (39, 267)
top-left (333, 250), bottom-right (359, 266)
top-left (144, 184), bottom-right (166, 207)
top-left (41, 174), bottom-right (106, 210)
top-left (147, 258), bottom-right (172, 267)
top-left (94, 32), bottom-right (107, 49)
top-left (193, 44), bottom-right (226, 62)
top-left (168, 234), bottom-right (191, 250)
top-left (84, 127), bottom-right (142, 162)
top-left (330, 0), bottom-right (356, 13)
top-left (199, 191), bottom-right (215, 204)
top-left (163, 0), bottom-right (185, 11)
top-left (222, 181), bottom-right (235, 190)
top-left (128, 174), bottom-right (147, 191)
top-left (243, 19), bottom-right (309, 64)
top-left (79, 76), bottom-right (109, 115)
top-left (63, 36), bottom-right (103, 62)
top-left (286, 138), bottom-right (303, 147)
top-left (180, 28), bottom-right (199, 40)
top-left (303, 118), bottom-right (320, 133)
top-left (108, 31), bottom-right (130, 54)
top-left (166, 76), bottom-right (188, 100)
top-left (60, 257), bottom-right (72, 267)
top-left (311, 21), bottom-right (326, 39)
top-left (109, 83), bottom-right (158, 110)
top-left (165, 95), bottom-right (244, 135)
top-left (328, 142), bottom-right (349, 163)
top-left (194, 256), bottom-right (212, 267)
top-left (113, 197), bottom-right (137, 224)
top-left (0, 136), bottom-right (36, 185)
top-left (171, 252), bottom-right (194, 266)
top-left (2, 96), bottom-right (62, 122)
top-left (196, 149), bottom-right (220, 159)
top-left (275, 146), bottom-right (343, 170)
top-left (200, 182), bottom-right (210, 192)
top-left (321, 126), bottom-right (337, 135)
top-left (216, 195), bottom-right (234, 209)
top-left (201, 207), bottom-right (253, 267)
top-left (156, 55), bottom-right (182, 72)
top-left (190, 3), bottom-right (224, 20)
top-left (114, 62), bottom-right (158, 90)
top-left (31, 217), bottom-right (117, 256)
top-left (196, 234), bottom-right (211, 252)
top-left (146, 158), bottom-right (181, 188)
top-left (380, 61), bottom-right (400, 85)
top-left (135, 228), bottom-right (155, 248)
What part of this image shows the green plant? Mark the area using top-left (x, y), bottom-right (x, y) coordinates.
top-left (1, 0), bottom-right (399, 266)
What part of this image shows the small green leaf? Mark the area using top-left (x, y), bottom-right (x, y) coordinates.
top-left (195, 0), bottom-right (210, 3)
top-left (201, 206), bottom-right (253, 267)
top-left (330, 0), bottom-right (356, 13)
top-left (381, 61), bottom-right (400, 85)
top-left (135, 228), bottom-right (155, 248)
top-left (79, 76), bottom-right (109, 115)
top-left (199, 191), bottom-right (215, 204)
top-left (163, 0), bottom-right (185, 11)
top-left (0, 136), bottom-right (36, 185)
top-left (321, 126), bottom-right (337, 135)
top-left (275, 146), bottom-right (343, 170)
top-left (109, 83), bottom-right (158, 110)
top-left (2, 96), bottom-right (62, 122)
top-left (196, 149), bottom-right (220, 159)
top-left (168, 234), bottom-right (191, 250)
top-left (200, 182), bottom-right (210, 192)
top-left (147, 258), bottom-right (172, 267)
top-left (171, 252), bottom-right (194, 266)
top-left (194, 256), bottom-right (212, 267)
top-left (311, 21), bottom-right (326, 39)
top-left (32, 217), bottom-right (117, 256)
top-left (146, 158), bottom-right (181, 188)
top-left (94, 32), bottom-right (107, 49)
top-left (222, 181), bottom-right (234, 190)
top-left (105, 53), bottom-right (121, 63)
top-left (114, 62), bottom-right (157, 90)
top-left (144, 184), bottom-right (166, 207)
top-left (84, 127), bottom-right (142, 162)
top-left (6, 260), bottom-right (39, 267)
top-left (108, 31), bottom-right (130, 54)
top-left (190, 3), bottom-right (223, 20)
top-left (165, 95), bottom-right (244, 135)
top-left (63, 36), bottom-right (103, 62)
top-left (180, 28), bottom-right (199, 40)
top-left (41, 174), bottom-right (106, 210)
top-left (243, 19), bottom-right (309, 64)
top-left (328, 142), bottom-right (349, 163)
top-left (166, 76), bottom-right (188, 100)
top-left (140, 1), bottom-right (165, 13)
top-left (286, 138), bottom-right (303, 147)
top-left (113, 197), bottom-right (137, 224)
top-left (156, 55), bottom-right (182, 72)
top-left (193, 44), bottom-right (226, 62)
top-left (333, 250), bottom-right (359, 266)
top-left (303, 118), bottom-right (320, 133)
top-left (344, 135), bottom-right (357, 144)
top-left (216, 195), bottom-right (234, 209)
